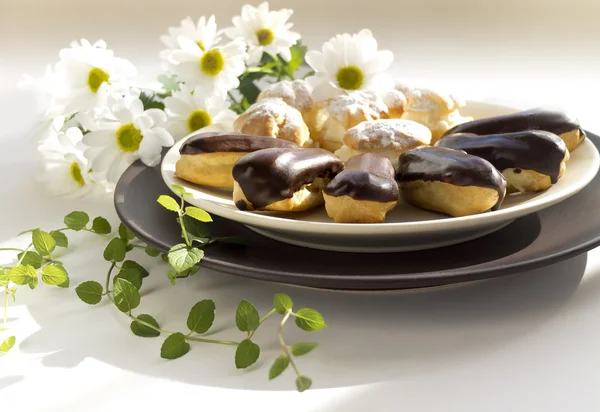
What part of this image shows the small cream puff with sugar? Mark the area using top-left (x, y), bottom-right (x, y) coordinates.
top-left (257, 79), bottom-right (315, 129)
top-left (334, 119), bottom-right (432, 168)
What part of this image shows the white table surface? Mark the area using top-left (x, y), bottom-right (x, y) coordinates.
top-left (2, 0), bottom-right (600, 410)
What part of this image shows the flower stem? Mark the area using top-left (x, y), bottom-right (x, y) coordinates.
top-left (279, 310), bottom-right (300, 377)
top-left (16, 244), bottom-right (33, 266)
top-left (178, 212), bottom-right (191, 247)
top-left (105, 261), bottom-right (116, 293)
top-left (0, 248), bottom-right (25, 253)
top-left (2, 286), bottom-right (8, 331)
top-left (248, 308), bottom-right (276, 340)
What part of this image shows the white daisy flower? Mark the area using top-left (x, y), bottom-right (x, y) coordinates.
top-left (82, 90), bottom-right (174, 183)
top-left (36, 127), bottom-right (96, 198)
top-left (160, 16), bottom-right (221, 64)
top-left (305, 29), bottom-right (394, 100)
top-left (164, 84), bottom-right (237, 140)
top-left (169, 35), bottom-right (247, 97)
top-left (55, 39), bottom-right (137, 114)
top-left (224, 2), bottom-right (301, 66)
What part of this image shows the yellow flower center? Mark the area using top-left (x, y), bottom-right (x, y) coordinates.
top-left (200, 50), bottom-right (225, 76)
top-left (116, 124), bottom-right (143, 152)
top-left (256, 28), bottom-right (274, 46)
top-left (87, 67), bottom-right (110, 93)
top-left (70, 162), bottom-right (85, 186)
top-left (187, 110), bottom-right (212, 132)
top-left (336, 66), bottom-right (364, 90)
top-left (196, 41), bottom-right (206, 51)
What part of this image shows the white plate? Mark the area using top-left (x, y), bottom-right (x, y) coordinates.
top-left (161, 101), bottom-right (600, 253)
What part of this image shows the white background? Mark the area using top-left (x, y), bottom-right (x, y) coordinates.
top-left (1, 0), bottom-right (600, 410)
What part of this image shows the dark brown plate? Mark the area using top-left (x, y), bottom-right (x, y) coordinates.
top-left (114, 132), bottom-right (600, 291)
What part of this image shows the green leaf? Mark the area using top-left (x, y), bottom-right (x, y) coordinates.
top-left (167, 270), bottom-right (178, 285)
top-left (17, 251), bottom-right (43, 269)
top-left (64, 211), bottom-right (89, 231)
top-left (285, 43), bottom-right (308, 78)
top-left (8, 265), bottom-right (36, 285)
top-left (238, 76), bottom-right (262, 106)
top-left (235, 339), bottom-right (260, 369)
top-left (103, 238), bottom-right (127, 262)
top-left (75, 281), bottom-right (103, 305)
top-left (235, 300), bottom-right (260, 332)
top-left (32, 229), bottom-right (56, 256)
top-left (50, 230), bottom-right (68, 248)
top-left (273, 293), bottom-right (293, 315)
top-left (0, 336), bottom-right (16, 353)
top-left (157, 195), bottom-right (180, 212)
top-left (294, 308), bottom-right (326, 332)
top-left (114, 268), bottom-right (142, 290)
top-left (17, 229), bottom-right (35, 237)
top-left (290, 342), bottom-right (318, 357)
top-left (145, 245), bottom-right (161, 257)
top-left (118, 223), bottom-right (136, 241)
top-left (122, 260), bottom-right (149, 278)
top-left (171, 184), bottom-right (191, 197)
top-left (0, 268), bottom-right (8, 287)
top-left (158, 74), bottom-right (180, 93)
top-left (269, 354), bottom-right (290, 380)
top-left (58, 277), bottom-right (70, 288)
top-left (186, 300), bottom-right (215, 334)
top-left (28, 276), bottom-right (38, 289)
top-left (296, 376), bottom-right (312, 392)
top-left (41, 265), bottom-right (69, 286)
top-left (184, 206), bottom-right (212, 222)
top-left (168, 244), bottom-right (203, 273)
top-left (182, 215), bottom-right (210, 239)
top-left (160, 332), bottom-right (190, 360)
top-left (91, 217), bottom-right (112, 234)
top-left (113, 278), bottom-right (140, 313)
top-left (130, 314), bottom-right (161, 338)
top-left (161, 253), bottom-right (169, 263)
top-left (140, 91), bottom-right (165, 110)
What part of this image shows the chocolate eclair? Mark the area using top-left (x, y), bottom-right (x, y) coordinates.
top-left (323, 154), bottom-right (399, 223)
top-left (396, 147), bottom-right (507, 217)
top-left (232, 148), bottom-right (344, 212)
top-left (442, 108), bottom-right (585, 152)
top-left (436, 130), bottom-right (569, 193)
top-left (175, 132), bottom-right (298, 189)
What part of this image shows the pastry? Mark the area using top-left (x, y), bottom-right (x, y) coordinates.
top-left (401, 87), bottom-right (473, 144)
top-left (334, 119), bottom-right (431, 167)
top-left (311, 91), bottom-right (390, 152)
top-left (233, 98), bottom-right (314, 148)
top-left (396, 146), bottom-right (507, 217)
top-left (442, 108), bottom-right (586, 152)
top-left (324, 153), bottom-right (399, 223)
top-left (436, 130), bottom-right (569, 193)
top-left (380, 89), bottom-right (406, 119)
top-left (175, 132), bottom-right (298, 189)
top-left (257, 79), bottom-right (315, 128)
top-left (232, 148), bottom-right (344, 212)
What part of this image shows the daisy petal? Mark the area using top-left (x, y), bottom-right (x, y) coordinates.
top-left (83, 129), bottom-right (115, 147)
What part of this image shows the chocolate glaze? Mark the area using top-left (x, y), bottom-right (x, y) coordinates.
top-left (324, 154), bottom-right (399, 202)
top-left (232, 148), bottom-right (345, 209)
top-left (180, 132), bottom-right (298, 155)
top-left (443, 108), bottom-right (585, 139)
top-left (396, 147), bottom-right (507, 210)
top-left (436, 130), bottom-right (567, 183)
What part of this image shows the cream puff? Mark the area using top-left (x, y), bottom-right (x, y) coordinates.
top-left (257, 79), bottom-right (315, 128)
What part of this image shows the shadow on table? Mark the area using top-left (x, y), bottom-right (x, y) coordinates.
top-left (16, 252), bottom-right (591, 391)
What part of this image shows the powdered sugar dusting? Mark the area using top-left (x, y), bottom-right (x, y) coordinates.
top-left (327, 91), bottom-right (387, 120)
top-left (347, 119), bottom-right (432, 150)
top-left (259, 80), bottom-right (313, 113)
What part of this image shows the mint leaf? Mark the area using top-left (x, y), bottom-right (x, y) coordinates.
top-left (285, 43), bottom-right (308, 78)
top-left (160, 332), bottom-right (190, 360)
top-left (294, 308), bottom-right (326, 332)
top-left (114, 268), bottom-right (142, 290)
top-left (140, 91), bottom-right (165, 110)
top-left (91, 217), bottom-right (112, 234)
top-left (296, 376), bottom-right (312, 392)
top-left (130, 314), bottom-right (161, 338)
top-left (64, 211), bottom-right (89, 231)
top-left (168, 244), bottom-right (203, 273)
top-left (167, 270), bottom-right (178, 285)
top-left (28, 276), bottom-right (38, 290)
top-left (183, 215), bottom-right (210, 239)
top-left (122, 260), bottom-right (149, 278)
top-left (0, 336), bottom-right (16, 353)
top-left (161, 253), bottom-right (169, 263)
top-left (145, 245), bottom-right (161, 257)
top-left (235, 300), bottom-right (260, 332)
top-left (8, 265), bottom-right (36, 285)
top-left (235, 339), bottom-right (260, 369)
top-left (113, 278), bottom-right (140, 313)
top-left (185, 206), bottom-right (212, 222)
top-left (187, 300), bottom-right (215, 334)
top-left (103, 238), bottom-right (127, 262)
top-left (58, 277), bottom-right (70, 288)
top-left (0, 268), bottom-right (8, 287)
top-left (32, 229), bottom-right (55, 256)
top-left (75, 281), bottom-right (103, 305)
top-left (273, 293), bottom-right (293, 314)
top-left (269, 354), bottom-right (290, 380)
top-left (50, 230), bottom-right (68, 248)
top-left (17, 251), bottom-right (43, 269)
top-left (118, 223), bottom-right (135, 241)
top-left (157, 195), bottom-right (180, 212)
top-left (171, 184), bottom-right (190, 197)
top-left (290, 342), bottom-right (318, 356)
top-left (41, 265), bottom-right (69, 286)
